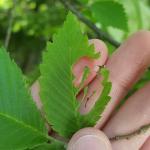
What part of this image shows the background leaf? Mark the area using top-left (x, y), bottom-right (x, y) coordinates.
top-left (0, 48), bottom-right (48, 149)
top-left (91, 0), bottom-right (128, 31)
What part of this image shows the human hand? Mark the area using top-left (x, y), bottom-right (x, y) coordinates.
top-left (31, 31), bottom-right (150, 150)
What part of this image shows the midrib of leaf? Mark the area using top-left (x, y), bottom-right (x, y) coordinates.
top-left (0, 112), bottom-right (63, 149)
top-left (69, 46), bottom-right (78, 110)
top-left (43, 48), bottom-right (77, 109)
top-left (0, 113), bottom-right (47, 138)
top-left (27, 141), bottom-right (66, 150)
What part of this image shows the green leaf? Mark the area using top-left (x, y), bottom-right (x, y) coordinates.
top-left (0, 48), bottom-right (48, 149)
top-left (91, 0), bottom-right (128, 31)
top-left (40, 12), bottom-right (98, 138)
top-left (84, 68), bottom-right (112, 125)
top-left (28, 142), bottom-right (65, 150)
top-left (78, 0), bottom-right (89, 4)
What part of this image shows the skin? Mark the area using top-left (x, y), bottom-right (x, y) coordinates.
top-left (31, 30), bottom-right (150, 150)
top-left (141, 137), bottom-right (150, 150)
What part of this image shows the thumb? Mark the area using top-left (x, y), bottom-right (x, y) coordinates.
top-left (67, 128), bottom-right (112, 150)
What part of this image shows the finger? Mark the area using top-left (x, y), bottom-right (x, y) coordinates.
top-left (67, 128), bottom-right (112, 150)
top-left (31, 81), bottom-right (51, 132)
top-left (73, 39), bottom-right (108, 88)
top-left (111, 128), bottom-right (150, 150)
top-left (103, 82), bottom-right (150, 149)
top-left (99, 30), bottom-right (150, 128)
top-left (31, 81), bottom-right (42, 109)
top-left (78, 30), bottom-right (150, 128)
top-left (140, 136), bottom-right (150, 150)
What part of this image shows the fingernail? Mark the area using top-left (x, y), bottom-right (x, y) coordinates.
top-left (72, 135), bottom-right (111, 150)
top-left (67, 128), bottom-right (112, 150)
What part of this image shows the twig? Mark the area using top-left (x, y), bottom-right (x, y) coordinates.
top-left (60, 0), bottom-right (120, 48)
top-left (5, 0), bottom-right (17, 49)
top-left (110, 124), bottom-right (150, 141)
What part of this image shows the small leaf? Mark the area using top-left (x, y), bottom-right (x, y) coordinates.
top-left (91, 0), bottom-right (128, 30)
top-left (0, 48), bottom-right (48, 149)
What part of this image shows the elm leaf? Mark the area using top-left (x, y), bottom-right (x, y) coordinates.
top-left (40, 12), bottom-right (98, 138)
top-left (91, 0), bottom-right (128, 31)
top-left (0, 48), bottom-right (48, 149)
top-left (40, 12), bottom-right (111, 139)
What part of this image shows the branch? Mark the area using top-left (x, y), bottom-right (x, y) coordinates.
top-left (110, 123), bottom-right (150, 141)
top-left (59, 0), bottom-right (120, 48)
top-left (5, 0), bottom-right (17, 49)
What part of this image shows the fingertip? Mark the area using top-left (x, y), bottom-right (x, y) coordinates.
top-left (67, 128), bottom-right (112, 150)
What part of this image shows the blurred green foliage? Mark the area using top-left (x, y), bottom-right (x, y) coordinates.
top-left (0, 0), bottom-right (66, 73)
top-left (0, 0), bottom-right (150, 93)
